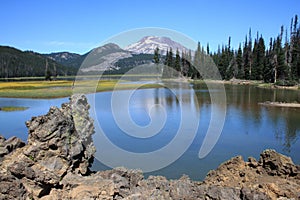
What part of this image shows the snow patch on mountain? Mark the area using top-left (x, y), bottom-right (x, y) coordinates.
top-left (125, 36), bottom-right (191, 55)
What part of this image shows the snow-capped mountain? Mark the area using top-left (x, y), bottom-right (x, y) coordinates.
top-left (125, 36), bottom-right (191, 55)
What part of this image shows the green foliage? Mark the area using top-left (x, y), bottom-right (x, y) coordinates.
top-left (236, 44), bottom-right (244, 79)
top-left (211, 15), bottom-right (300, 84)
top-left (154, 47), bottom-right (160, 65)
top-left (275, 79), bottom-right (298, 86)
top-left (174, 49), bottom-right (181, 77)
top-left (252, 36), bottom-right (265, 80)
top-left (0, 46), bottom-right (77, 78)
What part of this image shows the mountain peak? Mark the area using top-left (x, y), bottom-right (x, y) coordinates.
top-left (124, 36), bottom-right (191, 55)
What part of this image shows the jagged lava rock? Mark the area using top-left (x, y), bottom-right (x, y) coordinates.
top-left (0, 135), bottom-right (25, 158)
top-left (204, 149), bottom-right (300, 199)
top-left (259, 149), bottom-right (298, 177)
top-left (0, 94), bottom-right (95, 199)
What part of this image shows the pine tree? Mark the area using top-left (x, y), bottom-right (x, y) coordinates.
top-left (187, 50), bottom-right (193, 78)
top-left (264, 38), bottom-right (274, 83)
top-left (154, 47), bottom-right (160, 64)
top-left (276, 27), bottom-right (288, 81)
top-left (45, 59), bottom-right (51, 81)
top-left (206, 43), bottom-right (210, 55)
top-left (218, 46), bottom-right (227, 79)
top-left (257, 36), bottom-right (266, 80)
top-left (164, 50), bottom-right (169, 66)
top-left (162, 50), bottom-right (170, 78)
top-left (53, 63), bottom-right (57, 80)
top-left (291, 15), bottom-right (300, 82)
top-left (153, 47), bottom-right (160, 75)
top-left (174, 49), bottom-right (181, 77)
top-left (236, 44), bottom-right (244, 79)
top-left (243, 35), bottom-right (250, 79)
top-left (168, 48), bottom-right (173, 68)
top-left (252, 34), bottom-right (265, 80)
top-left (192, 42), bottom-right (202, 79)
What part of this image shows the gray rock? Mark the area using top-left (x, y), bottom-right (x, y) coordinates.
top-left (0, 135), bottom-right (25, 158)
top-left (240, 187), bottom-right (272, 200)
top-left (1, 94), bottom-right (96, 199)
top-left (0, 172), bottom-right (27, 200)
top-left (259, 149), bottom-right (299, 177)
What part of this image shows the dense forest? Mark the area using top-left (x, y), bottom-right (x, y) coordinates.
top-left (160, 15), bottom-right (300, 86)
top-left (0, 46), bottom-right (77, 79)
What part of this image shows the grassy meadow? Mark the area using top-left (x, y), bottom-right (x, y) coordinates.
top-left (0, 106), bottom-right (29, 112)
top-left (0, 79), bottom-right (163, 99)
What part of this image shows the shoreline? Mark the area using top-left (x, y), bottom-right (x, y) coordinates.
top-left (259, 101), bottom-right (300, 108)
top-left (0, 94), bottom-right (299, 199)
top-left (0, 78), bottom-right (298, 99)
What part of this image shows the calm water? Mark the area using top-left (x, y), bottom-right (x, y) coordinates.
top-left (0, 83), bottom-right (299, 180)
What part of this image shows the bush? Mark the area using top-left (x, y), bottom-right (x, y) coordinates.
top-left (275, 80), bottom-right (298, 86)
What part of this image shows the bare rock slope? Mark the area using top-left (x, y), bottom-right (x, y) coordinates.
top-left (0, 94), bottom-right (299, 199)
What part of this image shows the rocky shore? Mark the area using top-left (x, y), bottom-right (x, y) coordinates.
top-left (0, 94), bottom-right (299, 200)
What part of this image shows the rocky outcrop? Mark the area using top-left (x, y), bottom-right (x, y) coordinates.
top-left (204, 150), bottom-right (300, 199)
top-left (0, 94), bottom-right (299, 199)
top-left (0, 94), bottom-right (95, 199)
top-left (0, 135), bottom-right (25, 158)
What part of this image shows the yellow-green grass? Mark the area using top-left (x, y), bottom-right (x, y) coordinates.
top-left (0, 80), bottom-right (163, 99)
top-left (0, 106), bottom-right (28, 112)
top-left (257, 83), bottom-right (300, 90)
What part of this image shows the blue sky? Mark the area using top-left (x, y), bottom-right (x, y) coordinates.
top-left (1, 0), bottom-right (299, 54)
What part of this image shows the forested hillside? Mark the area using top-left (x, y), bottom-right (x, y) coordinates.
top-left (0, 46), bottom-right (77, 78)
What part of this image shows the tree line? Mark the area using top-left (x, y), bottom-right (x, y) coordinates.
top-left (156, 15), bottom-right (300, 85)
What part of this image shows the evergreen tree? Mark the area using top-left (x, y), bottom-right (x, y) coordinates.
top-left (164, 50), bottom-right (169, 66)
top-left (153, 47), bottom-right (160, 75)
top-left (236, 44), bottom-right (244, 79)
top-left (243, 36), bottom-right (251, 79)
top-left (275, 29), bottom-right (288, 81)
top-left (168, 47), bottom-right (173, 68)
top-left (192, 42), bottom-right (202, 79)
top-left (154, 47), bottom-right (160, 64)
top-left (291, 15), bottom-right (300, 82)
top-left (162, 50), bottom-right (170, 78)
top-left (218, 46), bottom-right (227, 79)
top-left (264, 38), bottom-right (274, 83)
top-left (187, 50), bottom-right (193, 77)
top-left (45, 59), bottom-right (51, 81)
top-left (252, 35), bottom-right (265, 80)
top-left (53, 63), bottom-right (57, 80)
top-left (174, 49), bottom-right (181, 77)
top-left (248, 28), bottom-right (253, 78)
top-left (206, 43), bottom-right (210, 55)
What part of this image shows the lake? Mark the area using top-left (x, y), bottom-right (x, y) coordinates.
top-left (0, 82), bottom-right (299, 181)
